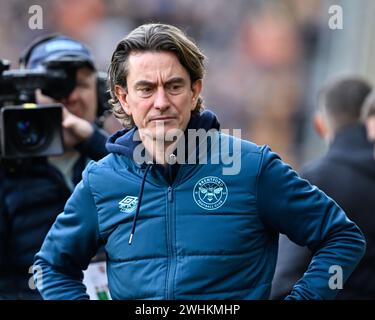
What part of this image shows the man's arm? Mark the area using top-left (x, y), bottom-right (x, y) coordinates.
top-left (256, 146), bottom-right (366, 300)
top-left (34, 163), bottom-right (101, 300)
top-left (62, 107), bottom-right (109, 161)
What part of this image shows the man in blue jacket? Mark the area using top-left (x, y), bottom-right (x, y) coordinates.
top-left (34, 23), bottom-right (366, 300)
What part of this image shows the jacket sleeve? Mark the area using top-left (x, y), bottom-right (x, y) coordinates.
top-left (256, 146), bottom-right (366, 300)
top-left (33, 163), bottom-right (101, 300)
top-left (75, 124), bottom-right (109, 161)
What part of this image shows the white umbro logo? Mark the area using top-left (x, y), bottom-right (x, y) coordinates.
top-left (118, 196), bottom-right (138, 213)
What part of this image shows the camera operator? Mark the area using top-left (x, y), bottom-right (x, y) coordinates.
top-left (0, 35), bottom-right (116, 299)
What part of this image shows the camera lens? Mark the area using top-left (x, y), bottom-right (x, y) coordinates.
top-left (2, 105), bottom-right (62, 158)
top-left (13, 117), bottom-right (46, 150)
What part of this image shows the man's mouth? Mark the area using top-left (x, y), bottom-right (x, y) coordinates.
top-left (149, 116), bottom-right (176, 121)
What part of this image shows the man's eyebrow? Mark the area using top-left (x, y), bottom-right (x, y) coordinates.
top-left (134, 80), bottom-right (155, 87)
top-left (134, 77), bottom-right (186, 88)
top-left (165, 77), bottom-right (185, 85)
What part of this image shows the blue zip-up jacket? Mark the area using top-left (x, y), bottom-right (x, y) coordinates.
top-left (34, 110), bottom-right (365, 300)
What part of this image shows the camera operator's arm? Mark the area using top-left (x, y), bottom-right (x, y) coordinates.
top-left (62, 107), bottom-right (109, 161)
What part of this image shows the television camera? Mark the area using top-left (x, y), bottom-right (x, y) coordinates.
top-left (0, 57), bottom-right (109, 162)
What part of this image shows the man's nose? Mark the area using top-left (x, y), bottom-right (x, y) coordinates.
top-left (153, 87), bottom-right (170, 111)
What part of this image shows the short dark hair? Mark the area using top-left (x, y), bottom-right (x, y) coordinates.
top-left (318, 76), bottom-right (372, 131)
top-left (108, 23), bottom-right (206, 128)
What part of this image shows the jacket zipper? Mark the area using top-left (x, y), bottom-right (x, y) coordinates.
top-left (166, 186), bottom-right (176, 299)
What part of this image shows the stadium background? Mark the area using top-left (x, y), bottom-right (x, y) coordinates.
top-left (1, 0), bottom-right (374, 169)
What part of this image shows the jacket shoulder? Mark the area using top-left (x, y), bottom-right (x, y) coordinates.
top-left (85, 153), bottom-right (129, 171)
top-left (81, 153), bottom-right (132, 184)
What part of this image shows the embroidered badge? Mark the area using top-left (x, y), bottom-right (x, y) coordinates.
top-left (193, 176), bottom-right (228, 210)
top-left (118, 196), bottom-right (138, 213)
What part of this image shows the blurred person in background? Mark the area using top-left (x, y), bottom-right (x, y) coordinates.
top-left (233, 2), bottom-right (302, 167)
top-left (271, 76), bottom-right (375, 300)
top-left (0, 35), bottom-right (120, 299)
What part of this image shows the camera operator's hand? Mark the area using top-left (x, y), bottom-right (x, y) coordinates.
top-left (62, 107), bottom-right (94, 149)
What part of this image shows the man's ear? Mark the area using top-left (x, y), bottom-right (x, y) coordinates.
top-left (365, 115), bottom-right (375, 142)
top-left (191, 79), bottom-right (203, 110)
top-left (313, 112), bottom-right (328, 139)
top-left (115, 85), bottom-right (131, 115)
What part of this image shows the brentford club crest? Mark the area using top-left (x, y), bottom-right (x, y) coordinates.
top-left (193, 176), bottom-right (228, 210)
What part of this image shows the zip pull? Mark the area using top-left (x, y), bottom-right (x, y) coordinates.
top-left (168, 186), bottom-right (173, 202)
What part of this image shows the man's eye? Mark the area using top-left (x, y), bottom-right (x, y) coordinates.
top-left (137, 87), bottom-right (153, 97)
top-left (167, 84), bottom-right (184, 94)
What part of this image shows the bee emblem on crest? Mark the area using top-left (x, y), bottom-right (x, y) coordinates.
top-left (193, 176), bottom-right (228, 210)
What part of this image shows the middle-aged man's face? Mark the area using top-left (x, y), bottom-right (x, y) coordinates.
top-left (116, 51), bottom-right (202, 140)
top-left (37, 67), bottom-right (98, 123)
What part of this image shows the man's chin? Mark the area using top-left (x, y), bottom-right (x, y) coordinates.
top-left (140, 126), bottom-right (184, 142)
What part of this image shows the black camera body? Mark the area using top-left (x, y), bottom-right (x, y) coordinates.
top-left (0, 58), bottom-right (85, 160)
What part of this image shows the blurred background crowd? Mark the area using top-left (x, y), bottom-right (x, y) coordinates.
top-left (0, 0), bottom-right (374, 168)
